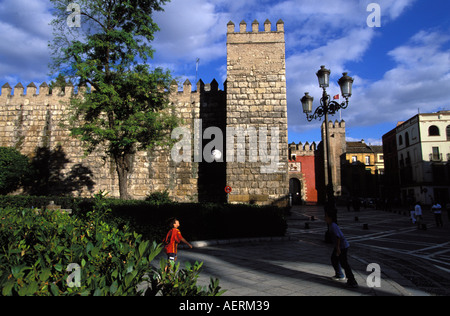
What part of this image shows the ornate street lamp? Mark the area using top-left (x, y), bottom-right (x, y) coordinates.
top-left (301, 67), bottom-right (353, 122)
top-left (301, 66), bottom-right (354, 210)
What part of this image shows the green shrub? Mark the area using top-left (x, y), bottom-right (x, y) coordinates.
top-left (0, 207), bottom-right (159, 296)
top-left (0, 200), bottom-right (224, 296)
top-left (146, 260), bottom-right (225, 297)
top-left (0, 147), bottom-right (32, 195)
top-left (145, 190), bottom-right (172, 205)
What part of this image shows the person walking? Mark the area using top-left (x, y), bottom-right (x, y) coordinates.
top-left (415, 201), bottom-right (423, 229)
top-left (324, 210), bottom-right (358, 288)
top-left (163, 218), bottom-right (193, 271)
top-left (432, 202), bottom-right (443, 227)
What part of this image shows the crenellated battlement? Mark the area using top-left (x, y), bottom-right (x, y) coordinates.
top-left (1, 78), bottom-right (226, 110)
top-left (324, 119), bottom-right (346, 129)
top-left (227, 19), bottom-right (284, 33)
top-left (1, 78), bottom-right (225, 98)
top-left (227, 19), bottom-right (285, 47)
top-left (289, 141), bottom-right (317, 159)
top-left (169, 78), bottom-right (225, 94)
top-left (0, 82), bottom-right (93, 98)
top-left (290, 141), bottom-right (317, 152)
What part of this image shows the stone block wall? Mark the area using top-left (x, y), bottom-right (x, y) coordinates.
top-left (0, 80), bottom-right (224, 202)
top-left (321, 120), bottom-right (346, 197)
top-left (0, 19), bottom-right (290, 205)
top-left (226, 20), bottom-right (289, 206)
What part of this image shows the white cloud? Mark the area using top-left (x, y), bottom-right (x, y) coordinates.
top-left (153, 0), bottom-right (228, 65)
top-left (345, 29), bottom-right (450, 128)
top-left (0, 0), bottom-right (53, 85)
top-left (285, 7), bottom-right (377, 137)
top-left (347, 136), bottom-right (382, 146)
top-left (377, 0), bottom-right (417, 20)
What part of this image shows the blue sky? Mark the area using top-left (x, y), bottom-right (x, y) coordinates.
top-left (1, 0), bottom-right (449, 145)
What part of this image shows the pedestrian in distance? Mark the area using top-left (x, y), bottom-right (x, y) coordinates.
top-left (415, 201), bottom-right (423, 229)
top-left (410, 208), bottom-right (416, 224)
top-left (324, 210), bottom-right (358, 288)
top-left (432, 202), bottom-right (443, 228)
top-left (163, 218), bottom-right (193, 271)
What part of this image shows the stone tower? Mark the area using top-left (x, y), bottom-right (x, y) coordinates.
top-left (225, 19), bottom-right (289, 205)
top-left (321, 120), bottom-right (346, 197)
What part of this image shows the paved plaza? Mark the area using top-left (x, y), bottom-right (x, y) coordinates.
top-left (155, 205), bottom-right (450, 296)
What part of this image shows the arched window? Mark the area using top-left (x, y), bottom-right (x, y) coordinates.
top-left (429, 125), bottom-right (440, 136)
top-left (405, 132), bottom-right (410, 146)
top-left (446, 125), bottom-right (450, 141)
top-left (398, 135), bottom-right (403, 146)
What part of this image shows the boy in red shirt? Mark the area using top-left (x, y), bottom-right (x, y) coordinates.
top-left (163, 218), bottom-right (193, 270)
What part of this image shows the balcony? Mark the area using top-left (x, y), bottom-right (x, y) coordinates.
top-left (429, 153), bottom-right (442, 162)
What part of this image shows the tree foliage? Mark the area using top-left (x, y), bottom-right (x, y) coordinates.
top-left (49, 0), bottom-right (178, 199)
top-left (0, 147), bottom-right (31, 195)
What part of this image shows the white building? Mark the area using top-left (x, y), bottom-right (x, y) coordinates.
top-left (395, 111), bottom-right (450, 205)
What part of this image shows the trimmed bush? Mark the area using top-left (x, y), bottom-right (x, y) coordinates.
top-left (0, 195), bottom-right (288, 242)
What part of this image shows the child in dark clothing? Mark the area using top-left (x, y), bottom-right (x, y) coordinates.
top-left (324, 210), bottom-right (358, 288)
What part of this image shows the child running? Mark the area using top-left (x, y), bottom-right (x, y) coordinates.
top-left (324, 210), bottom-right (358, 288)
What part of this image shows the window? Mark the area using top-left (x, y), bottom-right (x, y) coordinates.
top-left (365, 156), bottom-right (370, 165)
top-left (431, 147), bottom-right (441, 161)
top-left (352, 156), bottom-right (357, 163)
top-left (405, 132), bottom-right (410, 146)
top-left (398, 135), bottom-right (403, 145)
top-left (429, 125), bottom-right (440, 136)
top-left (447, 125), bottom-right (450, 141)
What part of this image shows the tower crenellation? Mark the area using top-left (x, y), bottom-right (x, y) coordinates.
top-left (289, 141), bottom-right (317, 159)
top-left (227, 19), bottom-right (284, 33)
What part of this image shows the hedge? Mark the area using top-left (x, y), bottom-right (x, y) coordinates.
top-left (0, 204), bottom-right (224, 296)
top-left (0, 195), bottom-right (288, 242)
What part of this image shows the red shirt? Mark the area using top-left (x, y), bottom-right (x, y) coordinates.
top-left (164, 228), bottom-right (183, 254)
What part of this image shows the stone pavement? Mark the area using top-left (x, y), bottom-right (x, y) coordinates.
top-left (161, 205), bottom-right (430, 296)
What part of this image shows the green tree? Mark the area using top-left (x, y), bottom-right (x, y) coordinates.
top-left (0, 147), bottom-right (31, 195)
top-left (49, 0), bottom-right (178, 200)
top-left (48, 73), bottom-right (71, 94)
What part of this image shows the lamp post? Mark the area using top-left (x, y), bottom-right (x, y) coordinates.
top-left (301, 66), bottom-right (354, 210)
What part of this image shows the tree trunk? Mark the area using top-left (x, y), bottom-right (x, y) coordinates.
top-left (114, 153), bottom-right (134, 200)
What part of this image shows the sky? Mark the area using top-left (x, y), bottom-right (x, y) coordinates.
top-left (1, 0), bottom-right (449, 146)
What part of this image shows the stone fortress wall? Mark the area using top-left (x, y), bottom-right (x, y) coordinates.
top-left (0, 19), bottom-right (290, 205)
